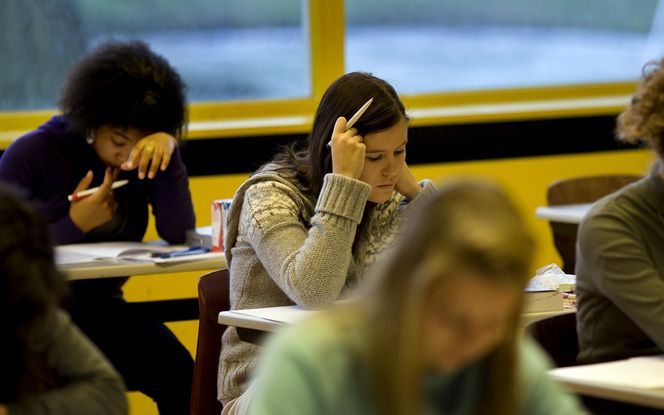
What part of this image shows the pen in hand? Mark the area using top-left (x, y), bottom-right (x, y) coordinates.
top-left (327, 97), bottom-right (374, 148)
top-left (68, 180), bottom-right (129, 202)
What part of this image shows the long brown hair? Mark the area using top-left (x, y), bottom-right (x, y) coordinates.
top-left (360, 179), bottom-right (534, 415)
top-left (0, 185), bottom-right (67, 401)
top-left (271, 72), bottom-right (408, 198)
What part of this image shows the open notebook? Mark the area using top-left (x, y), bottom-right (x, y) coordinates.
top-left (55, 242), bottom-right (217, 266)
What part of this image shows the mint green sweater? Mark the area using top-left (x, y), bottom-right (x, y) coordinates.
top-left (247, 315), bottom-right (585, 415)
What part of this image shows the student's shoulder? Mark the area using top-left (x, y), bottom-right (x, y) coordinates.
top-left (518, 339), bottom-right (587, 413)
top-left (24, 307), bottom-right (71, 353)
top-left (578, 185), bottom-right (644, 240)
top-left (4, 117), bottom-right (69, 158)
top-left (583, 178), bottom-right (649, 223)
top-left (264, 312), bottom-right (360, 368)
top-left (518, 338), bottom-right (554, 374)
top-left (245, 178), bottom-right (301, 197)
top-left (243, 174), bottom-right (311, 212)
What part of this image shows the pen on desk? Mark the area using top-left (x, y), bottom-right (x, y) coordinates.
top-left (68, 180), bottom-right (129, 202)
top-left (151, 246), bottom-right (209, 259)
top-left (327, 97), bottom-right (374, 148)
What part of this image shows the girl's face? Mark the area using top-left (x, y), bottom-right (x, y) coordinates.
top-left (421, 270), bottom-right (521, 373)
top-left (91, 125), bottom-right (142, 168)
top-left (359, 117), bottom-right (408, 203)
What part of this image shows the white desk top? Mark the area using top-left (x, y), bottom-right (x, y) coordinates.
top-left (549, 356), bottom-right (664, 409)
top-left (219, 305), bottom-right (313, 332)
top-left (59, 253), bottom-right (226, 280)
top-left (218, 304), bottom-right (575, 333)
top-left (535, 203), bottom-right (592, 225)
top-left (55, 227), bottom-right (226, 280)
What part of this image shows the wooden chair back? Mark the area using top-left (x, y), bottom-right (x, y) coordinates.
top-left (190, 268), bottom-right (230, 415)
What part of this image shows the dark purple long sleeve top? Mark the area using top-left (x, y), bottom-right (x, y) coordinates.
top-left (0, 116), bottom-right (195, 245)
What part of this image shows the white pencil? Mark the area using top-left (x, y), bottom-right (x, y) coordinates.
top-left (68, 180), bottom-right (129, 202)
top-left (328, 97), bottom-right (374, 147)
top-left (345, 97), bottom-right (373, 130)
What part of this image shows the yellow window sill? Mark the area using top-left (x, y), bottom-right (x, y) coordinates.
top-left (0, 94), bottom-right (630, 150)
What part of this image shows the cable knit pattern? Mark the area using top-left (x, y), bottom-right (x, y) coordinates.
top-left (218, 164), bottom-right (435, 403)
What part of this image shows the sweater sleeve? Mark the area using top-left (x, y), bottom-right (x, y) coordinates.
top-left (149, 146), bottom-right (195, 244)
top-left (397, 179), bottom-right (435, 215)
top-left (577, 212), bottom-right (664, 351)
top-left (5, 310), bottom-right (128, 415)
top-left (520, 340), bottom-right (587, 414)
top-left (241, 173), bottom-right (371, 308)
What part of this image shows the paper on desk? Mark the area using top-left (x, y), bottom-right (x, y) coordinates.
top-left (55, 242), bottom-right (215, 265)
top-left (549, 356), bottom-right (664, 389)
top-left (232, 305), bottom-right (318, 325)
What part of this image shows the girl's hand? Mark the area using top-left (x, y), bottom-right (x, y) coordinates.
top-left (69, 168), bottom-right (118, 232)
top-left (330, 117), bottom-right (366, 179)
top-left (121, 132), bottom-right (176, 179)
top-left (395, 163), bottom-right (421, 199)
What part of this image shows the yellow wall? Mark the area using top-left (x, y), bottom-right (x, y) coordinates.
top-left (122, 148), bottom-right (654, 414)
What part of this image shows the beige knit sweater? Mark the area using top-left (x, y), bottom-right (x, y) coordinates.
top-left (218, 164), bottom-right (434, 403)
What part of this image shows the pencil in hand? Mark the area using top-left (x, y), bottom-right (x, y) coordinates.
top-left (68, 180), bottom-right (129, 202)
top-left (327, 97), bottom-right (374, 148)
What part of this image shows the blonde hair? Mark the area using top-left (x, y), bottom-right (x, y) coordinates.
top-left (358, 179), bottom-right (534, 415)
top-left (617, 58), bottom-right (664, 158)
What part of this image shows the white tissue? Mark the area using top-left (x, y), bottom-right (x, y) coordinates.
top-left (527, 263), bottom-right (576, 291)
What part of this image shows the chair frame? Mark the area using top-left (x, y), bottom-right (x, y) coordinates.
top-left (190, 268), bottom-right (230, 415)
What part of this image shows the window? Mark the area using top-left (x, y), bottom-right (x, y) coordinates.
top-left (1, 0), bottom-right (308, 111)
top-left (1, 0), bottom-right (659, 137)
top-left (346, 0), bottom-right (661, 95)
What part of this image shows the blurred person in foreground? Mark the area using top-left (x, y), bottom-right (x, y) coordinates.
top-left (246, 179), bottom-right (585, 415)
top-left (0, 185), bottom-right (127, 415)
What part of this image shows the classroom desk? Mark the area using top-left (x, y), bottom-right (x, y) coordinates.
top-left (535, 203), bottom-right (592, 225)
top-left (56, 226), bottom-right (225, 280)
top-left (549, 357), bottom-right (664, 410)
top-left (218, 304), bottom-right (575, 343)
top-left (55, 240), bottom-right (226, 321)
top-left (58, 253), bottom-right (226, 280)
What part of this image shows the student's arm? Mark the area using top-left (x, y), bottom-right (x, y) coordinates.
top-left (368, 178), bottom-right (435, 240)
top-left (520, 341), bottom-right (587, 414)
top-left (0, 134), bottom-right (87, 244)
top-left (5, 310), bottom-right (128, 415)
top-left (397, 178), bottom-right (435, 213)
top-left (242, 174), bottom-right (371, 308)
top-left (149, 146), bottom-right (195, 244)
top-left (578, 213), bottom-right (664, 351)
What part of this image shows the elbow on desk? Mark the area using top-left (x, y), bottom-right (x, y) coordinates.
top-left (289, 290), bottom-right (338, 310)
